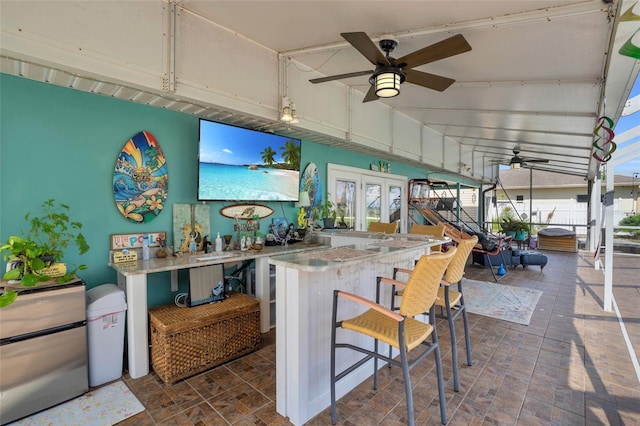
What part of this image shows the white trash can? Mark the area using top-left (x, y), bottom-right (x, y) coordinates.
top-left (86, 284), bottom-right (127, 387)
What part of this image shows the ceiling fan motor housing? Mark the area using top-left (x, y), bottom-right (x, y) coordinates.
top-left (379, 37), bottom-right (398, 55)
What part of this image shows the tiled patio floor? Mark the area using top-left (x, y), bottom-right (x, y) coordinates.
top-left (119, 249), bottom-right (640, 425)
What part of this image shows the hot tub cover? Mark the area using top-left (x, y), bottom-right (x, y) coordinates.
top-left (538, 228), bottom-right (575, 237)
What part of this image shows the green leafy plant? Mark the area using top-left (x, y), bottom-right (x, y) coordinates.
top-left (26, 199), bottom-right (90, 261)
top-left (0, 199), bottom-right (90, 308)
top-left (514, 220), bottom-right (529, 233)
top-left (318, 193), bottom-right (337, 221)
top-left (499, 207), bottom-right (517, 233)
top-left (618, 214), bottom-right (640, 239)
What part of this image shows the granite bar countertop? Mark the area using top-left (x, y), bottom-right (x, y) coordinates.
top-left (269, 238), bottom-right (445, 272)
top-left (109, 243), bottom-right (324, 276)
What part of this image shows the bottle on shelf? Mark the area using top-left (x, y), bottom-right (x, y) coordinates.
top-left (142, 234), bottom-right (150, 260)
top-left (215, 232), bottom-right (222, 252)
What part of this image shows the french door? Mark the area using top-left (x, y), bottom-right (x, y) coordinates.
top-left (327, 164), bottom-right (407, 232)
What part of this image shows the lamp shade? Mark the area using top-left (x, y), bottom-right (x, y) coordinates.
top-left (375, 72), bottom-right (401, 98)
top-left (295, 191), bottom-right (311, 207)
top-left (281, 105), bottom-right (293, 122)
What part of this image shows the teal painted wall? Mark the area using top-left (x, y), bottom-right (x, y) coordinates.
top-left (1, 73), bottom-right (433, 307)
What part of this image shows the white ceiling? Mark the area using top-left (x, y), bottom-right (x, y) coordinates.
top-left (1, 0), bottom-right (639, 182)
top-left (178, 0), bottom-right (639, 179)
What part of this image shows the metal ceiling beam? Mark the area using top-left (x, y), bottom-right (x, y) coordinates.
top-left (455, 137), bottom-right (593, 151)
top-left (395, 106), bottom-right (596, 118)
top-left (454, 78), bottom-right (601, 88)
top-left (282, 0), bottom-right (608, 57)
top-left (422, 123), bottom-right (593, 138)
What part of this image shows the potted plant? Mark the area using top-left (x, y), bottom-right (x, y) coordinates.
top-left (514, 220), bottom-right (529, 241)
top-left (498, 207), bottom-right (517, 237)
top-left (0, 199), bottom-right (90, 307)
top-left (318, 193), bottom-right (337, 229)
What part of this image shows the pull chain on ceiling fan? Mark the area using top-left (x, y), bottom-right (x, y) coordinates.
top-left (309, 32), bottom-right (471, 103)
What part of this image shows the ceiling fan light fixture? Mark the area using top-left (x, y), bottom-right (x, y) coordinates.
top-left (374, 71), bottom-right (401, 98)
top-left (510, 158), bottom-right (522, 169)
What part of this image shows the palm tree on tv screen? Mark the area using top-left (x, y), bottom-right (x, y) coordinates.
top-left (261, 146), bottom-right (277, 166)
top-left (281, 139), bottom-right (300, 170)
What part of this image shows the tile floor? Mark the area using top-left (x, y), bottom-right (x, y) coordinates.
top-left (119, 249), bottom-right (640, 425)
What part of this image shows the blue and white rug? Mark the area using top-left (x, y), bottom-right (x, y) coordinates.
top-left (462, 279), bottom-right (543, 325)
top-left (9, 380), bottom-right (144, 426)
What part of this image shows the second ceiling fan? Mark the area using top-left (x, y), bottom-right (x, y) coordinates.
top-left (309, 32), bottom-right (472, 103)
top-left (506, 146), bottom-right (549, 169)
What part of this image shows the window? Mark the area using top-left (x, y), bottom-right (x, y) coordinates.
top-left (577, 194), bottom-right (588, 203)
top-left (516, 195), bottom-right (524, 202)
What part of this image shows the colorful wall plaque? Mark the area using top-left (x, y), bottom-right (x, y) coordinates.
top-left (110, 232), bottom-right (167, 250)
top-left (113, 130), bottom-right (168, 223)
top-left (173, 203), bottom-right (211, 253)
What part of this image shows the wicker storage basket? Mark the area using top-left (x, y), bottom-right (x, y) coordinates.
top-left (148, 292), bottom-right (260, 384)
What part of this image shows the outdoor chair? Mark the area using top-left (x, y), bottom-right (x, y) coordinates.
top-left (472, 236), bottom-right (511, 281)
top-left (411, 223), bottom-right (446, 251)
top-left (391, 235), bottom-right (477, 392)
top-left (330, 248), bottom-right (456, 426)
top-left (368, 221), bottom-right (399, 234)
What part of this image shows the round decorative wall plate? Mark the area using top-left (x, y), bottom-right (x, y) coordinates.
top-left (113, 131), bottom-right (168, 223)
top-left (220, 204), bottom-right (274, 220)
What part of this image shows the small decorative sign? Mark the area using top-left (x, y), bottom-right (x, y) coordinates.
top-left (111, 232), bottom-right (167, 250)
top-left (220, 204), bottom-right (274, 220)
top-left (113, 250), bottom-right (138, 263)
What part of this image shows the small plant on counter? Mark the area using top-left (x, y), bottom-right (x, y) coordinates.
top-left (0, 199), bottom-right (90, 308)
top-left (318, 193), bottom-right (335, 220)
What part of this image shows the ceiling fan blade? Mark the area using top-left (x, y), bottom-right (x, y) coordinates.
top-left (396, 34), bottom-right (471, 69)
top-left (405, 69), bottom-right (455, 92)
top-left (362, 85), bottom-right (379, 103)
top-left (524, 159), bottom-right (550, 163)
top-left (341, 32), bottom-right (389, 66)
top-left (309, 70), bottom-right (373, 84)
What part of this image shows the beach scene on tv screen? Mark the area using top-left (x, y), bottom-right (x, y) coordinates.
top-left (198, 121), bottom-right (301, 201)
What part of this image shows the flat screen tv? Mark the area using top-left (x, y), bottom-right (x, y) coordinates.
top-left (198, 119), bottom-right (301, 202)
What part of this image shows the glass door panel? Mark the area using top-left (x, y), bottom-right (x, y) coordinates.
top-left (389, 185), bottom-right (402, 223)
top-left (365, 183), bottom-right (382, 230)
top-left (335, 179), bottom-right (356, 229)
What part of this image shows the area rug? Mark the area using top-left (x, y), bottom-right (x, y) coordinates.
top-left (9, 380), bottom-right (144, 426)
top-left (462, 279), bottom-right (543, 325)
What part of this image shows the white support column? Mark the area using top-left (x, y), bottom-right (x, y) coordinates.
top-left (254, 256), bottom-right (272, 333)
top-left (591, 171), bottom-right (602, 259)
top-left (604, 165), bottom-right (614, 312)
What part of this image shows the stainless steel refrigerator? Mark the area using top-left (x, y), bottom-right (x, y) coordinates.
top-left (0, 278), bottom-right (88, 425)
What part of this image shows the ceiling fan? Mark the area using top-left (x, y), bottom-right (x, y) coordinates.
top-left (505, 146), bottom-right (549, 169)
top-left (309, 32), bottom-right (471, 103)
